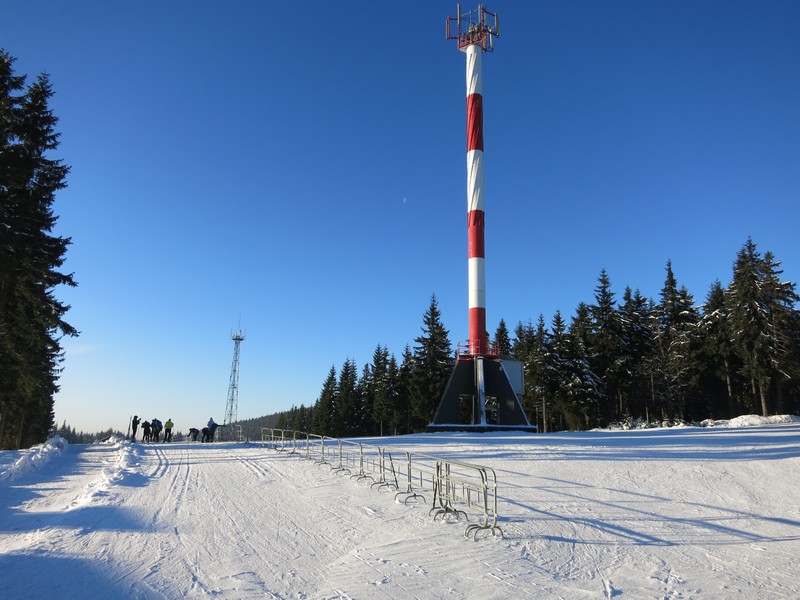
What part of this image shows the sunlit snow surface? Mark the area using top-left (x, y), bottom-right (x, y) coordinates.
top-left (1, 416), bottom-right (799, 599)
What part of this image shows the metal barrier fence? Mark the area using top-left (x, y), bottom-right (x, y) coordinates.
top-left (260, 428), bottom-right (502, 539)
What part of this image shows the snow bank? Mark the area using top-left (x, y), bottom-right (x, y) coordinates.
top-left (700, 414), bottom-right (800, 428)
top-left (603, 413), bottom-right (800, 431)
top-left (0, 434), bottom-right (69, 481)
top-left (67, 435), bottom-right (139, 509)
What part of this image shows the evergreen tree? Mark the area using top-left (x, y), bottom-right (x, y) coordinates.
top-left (565, 313), bottom-right (602, 428)
top-left (588, 270), bottom-right (622, 423)
top-left (569, 303), bottom-right (594, 361)
top-left (543, 308), bottom-right (604, 431)
top-left (334, 358), bottom-right (359, 437)
top-left (285, 404), bottom-right (310, 432)
top-left (759, 250), bottom-right (800, 414)
top-left (511, 319), bottom-right (539, 424)
top-left (367, 344), bottom-right (392, 436)
top-left (522, 316), bottom-right (549, 431)
top-left (357, 362), bottom-right (374, 435)
top-left (511, 319), bottom-right (535, 359)
top-left (311, 366), bottom-right (337, 436)
top-left (654, 261), bottom-right (699, 421)
top-left (409, 294), bottom-right (452, 431)
top-left (697, 281), bottom-right (741, 418)
top-left (393, 346), bottom-right (414, 435)
top-left (384, 353), bottom-right (400, 435)
top-left (300, 404), bottom-right (313, 433)
top-left (493, 318), bottom-right (511, 355)
top-left (544, 311), bottom-right (569, 429)
top-left (618, 287), bottom-right (657, 421)
top-left (728, 239), bottom-right (767, 414)
top-left (275, 412), bottom-right (288, 430)
top-left (0, 51), bottom-right (76, 449)
top-left (355, 364), bottom-right (371, 436)
top-left (726, 239), bottom-right (795, 416)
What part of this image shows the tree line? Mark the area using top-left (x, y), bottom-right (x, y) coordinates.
top-left (0, 51), bottom-right (76, 449)
top-left (54, 422), bottom-right (124, 445)
top-left (273, 239), bottom-right (798, 437)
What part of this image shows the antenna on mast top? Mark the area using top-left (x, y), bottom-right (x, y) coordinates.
top-left (446, 4), bottom-right (499, 52)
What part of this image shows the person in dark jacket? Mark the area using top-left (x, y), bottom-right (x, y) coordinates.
top-left (151, 418), bottom-right (162, 442)
top-left (131, 416), bottom-right (140, 442)
top-left (142, 420), bottom-right (152, 442)
top-left (188, 427), bottom-right (199, 441)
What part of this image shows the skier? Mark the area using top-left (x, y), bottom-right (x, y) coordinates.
top-left (207, 417), bottom-right (218, 442)
top-left (188, 427), bottom-right (199, 441)
top-left (164, 418), bottom-right (174, 442)
top-left (142, 420), bottom-right (152, 442)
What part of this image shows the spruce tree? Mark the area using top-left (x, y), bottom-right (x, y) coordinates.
top-left (384, 353), bottom-right (400, 435)
top-left (511, 319), bottom-right (539, 424)
top-left (334, 358), bottom-right (359, 437)
top-left (618, 287), bottom-right (657, 421)
top-left (525, 316), bottom-right (549, 431)
top-left (368, 344), bottom-right (392, 436)
top-left (493, 318), bottom-right (511, 355)
top-left (697, 281), bottom-right (741, 418)
top-left (654, 261), bottom-right (699, 421)
top-left (565, 313), bottom-right (602, 429)
top-left (392, 346), bottom-right (414, 435)
top-left (311, 366), bottom-right (337, 436)
top-left (759, 250), bottom-right (800, 413)
top-left (728, 239), bottom-right (776, 416)
top-left (0, 51), bottom-right (76, 449)
top-left (588, 270), bottom-right (622, 423)
top-left (544, 311), bottom-right (569, 429)
top-left (409, 294), bottom-right (452, 431)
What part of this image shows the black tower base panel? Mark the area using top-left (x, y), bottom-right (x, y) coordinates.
top-left (427, 355), bottom-right (536, 433)
top-left (426, 423), bottom-right (537, 433)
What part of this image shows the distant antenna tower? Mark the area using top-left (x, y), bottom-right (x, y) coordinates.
top-left (223, 329), bottom-right (245, 439)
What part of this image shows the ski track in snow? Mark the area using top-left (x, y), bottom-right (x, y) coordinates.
top-left (0, 420), bottom-right (799, 598)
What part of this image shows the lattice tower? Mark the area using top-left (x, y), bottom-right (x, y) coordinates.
top-left (223, 330), bottom-right (245, 438)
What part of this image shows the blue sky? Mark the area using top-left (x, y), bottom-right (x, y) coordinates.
top-left (3, 1), bottom-right (798, 434)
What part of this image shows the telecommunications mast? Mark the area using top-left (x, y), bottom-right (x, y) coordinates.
top-left (429, 5), bottom-right (534, 432)
top-left (223, 329), bottom-right (245, 439)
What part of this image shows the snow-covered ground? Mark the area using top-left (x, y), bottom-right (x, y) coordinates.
top-left (1, 416), bottom-right (799, 599)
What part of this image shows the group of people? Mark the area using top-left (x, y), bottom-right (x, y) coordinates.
top-left (130, 416), bottom-right (174, 442)
top-left (130, 416), bottom-right (218, 443)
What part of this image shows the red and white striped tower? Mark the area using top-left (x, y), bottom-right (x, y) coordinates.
top-left (466, 41), bottom-right (487, 355)
top-left (448, 4), bottom-right (498, 355)
top-left (432, 6), bottom-right (533, 431)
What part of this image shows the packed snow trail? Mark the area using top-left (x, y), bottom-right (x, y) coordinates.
top-left (1, 421), bottom-right (800, 599)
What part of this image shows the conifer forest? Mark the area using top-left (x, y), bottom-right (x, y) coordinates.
top-left (293, 242), bottom-right (800, 438)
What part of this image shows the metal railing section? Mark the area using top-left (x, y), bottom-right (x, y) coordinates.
top-left (259, 428), bottom-right (503, 539)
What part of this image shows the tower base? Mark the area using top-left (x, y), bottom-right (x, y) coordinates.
top-left (426, 423), bottom-right (538, 433)
top-left (427, 354), bottom-right (536, 433)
